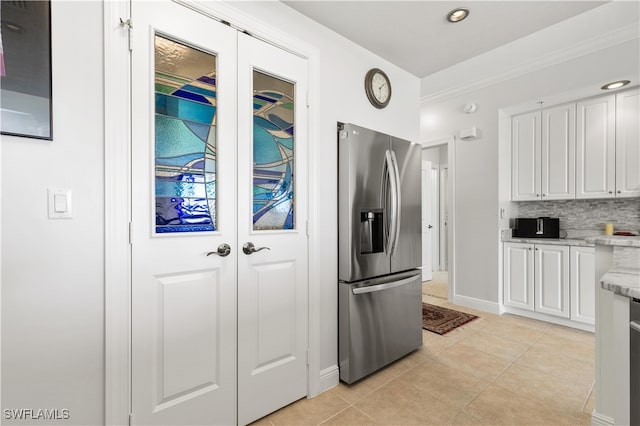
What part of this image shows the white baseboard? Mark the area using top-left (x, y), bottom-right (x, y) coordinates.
top-left (316, 365), bottom-right (339, 395)
top-left (503, 306), bottom-right (595, 333)
top-left (591, 410), bottom-right (615, 426)
top-left (453, 294), bottom-right (501, 314)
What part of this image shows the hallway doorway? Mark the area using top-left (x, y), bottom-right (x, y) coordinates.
top-left (421, 139), bottom-right (454, 302)
top-left (422, 270), bottom-right (448, 300)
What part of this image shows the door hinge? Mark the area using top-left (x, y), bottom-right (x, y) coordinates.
top-left (120, 18), bottom-right (133, 51)
top-left (128, 413), bottom-right (134, 426)
top-left (306, 348), bottom-right (311, 366)
top-left (306, 90), bottom-right (310, 108)
top-left (305, 220), bottom-right (309, 237)
top-left (128, 222), bottom-right (133, 245)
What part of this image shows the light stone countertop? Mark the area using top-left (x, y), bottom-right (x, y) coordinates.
top-left (588, 236), bottom-right (640, 300)
top-left (502, 237), bottom-right (595, 247)
top-left (601, 272), bottom-right (640, 300)
top-left (585, 235), bottom-right (640, 247)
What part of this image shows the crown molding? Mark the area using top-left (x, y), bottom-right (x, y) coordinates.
top-left (420, 23), bottom-right (639, 106)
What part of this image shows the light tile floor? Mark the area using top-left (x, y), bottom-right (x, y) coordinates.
top-left (253, 277), bottom-right (595, 425)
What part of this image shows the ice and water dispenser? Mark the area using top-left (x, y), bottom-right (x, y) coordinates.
top-left (360, 209), bottom-right (384, 254)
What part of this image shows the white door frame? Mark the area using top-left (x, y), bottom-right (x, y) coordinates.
top-left (420, 137), bottom-right (456, 303)
top-left (103, 2), bottom-right (321, 424)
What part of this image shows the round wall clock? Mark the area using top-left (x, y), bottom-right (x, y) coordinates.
top-left (364, 68), bottom-right (391, 109)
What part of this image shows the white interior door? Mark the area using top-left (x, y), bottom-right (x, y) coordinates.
top-left (440, 167), bottom-right (448, 271)
top-left (421, 161), bottom-right (433, 281)
top-left (131, 2), bottom-right (238, 425)
top-left (430, 166), bottom-right (439, 271)
top-left (236, 33), bottom-right (309, 425)
top-left (131, 4), bottom-right (309, 425)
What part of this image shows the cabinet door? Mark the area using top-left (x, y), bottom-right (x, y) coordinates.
top-left (570, 246), bottom-right (595, 325)
top-left (576, 95), bottom-right (616, 198)
top-left (615, 88), bottom-right (640, 198)
top-left (534, 244), bottom-right (570, 318)
top-left (541, 103), bottom-right (575, 200)
top-left (504, 243), bottom-right (534, 310)
top-left (512, 111), bottom-right (541, 201)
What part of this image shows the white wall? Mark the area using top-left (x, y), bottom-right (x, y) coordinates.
top-left (420, 3), bottom-right (640, 307)
top-left (224, 1), bottom-right (420, 388)
top-left (1, 1), bottom-right (419, 422)
top-left (1, 2), bottom-right (104, 425)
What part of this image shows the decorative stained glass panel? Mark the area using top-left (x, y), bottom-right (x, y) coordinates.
top-left (154, 34), bottom-right (217, 233)
top-left (252, 71), bottom-right (295, 231)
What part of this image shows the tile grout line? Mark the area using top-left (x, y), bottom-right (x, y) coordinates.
top-left (458, 319), bottom-right (545, 415)
top-left (580, 379), bottom-right (596, 413)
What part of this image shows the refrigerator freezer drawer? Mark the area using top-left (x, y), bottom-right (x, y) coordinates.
top-left (338, 271), bottom-right (423, 384)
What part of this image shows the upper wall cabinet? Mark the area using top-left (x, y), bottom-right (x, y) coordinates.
top-left (511, 88), bottom-right (639, 201)
top-left (615, 88), bottom-right (640, 198)
top-left (511, 103), bottom-right (575, 201)
top-left (576, 89), bottom-right (640, 199)
top-left (512, 111), bottom-right (540, 201)
top-left (576, 94), bottom-right (616, 199)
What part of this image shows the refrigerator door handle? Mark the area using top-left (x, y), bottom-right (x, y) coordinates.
top-left (390, 149), bottom-right (402, 256)
top-left (384, 150), bottom-right (399, 254)
top-left (352, 275), bottom-right (418, 295)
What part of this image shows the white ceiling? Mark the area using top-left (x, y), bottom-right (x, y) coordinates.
top-left (282, 1), bottom-right (607, 78)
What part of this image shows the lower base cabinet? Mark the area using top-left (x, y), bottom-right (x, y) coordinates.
top-left (504, 242), bottom-right (594, 326)
top-left (534, 244), bottom-right (570, 318)
top-left (570, 246), bottom-right (595, 325)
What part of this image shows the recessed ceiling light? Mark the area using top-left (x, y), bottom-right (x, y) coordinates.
top-left (601, 80), bottom-right (630, 90)
top-left (447, 8), bottom-right (469, 23)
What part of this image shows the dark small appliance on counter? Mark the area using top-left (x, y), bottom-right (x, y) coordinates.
top-left (512, 217), bottom-right (560, 239)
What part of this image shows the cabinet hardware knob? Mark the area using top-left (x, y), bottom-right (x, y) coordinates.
top-left (608, 191), bottom-right (613, 194)
top-left (617, 190), bottom-right (621, 194)
top-left (536, 194), bottom-right (540, 197)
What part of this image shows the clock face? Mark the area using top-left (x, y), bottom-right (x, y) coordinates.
top-left (371, 72), bottom-right (390, 103)
top-left (365, 68), bottom-right (391, 108)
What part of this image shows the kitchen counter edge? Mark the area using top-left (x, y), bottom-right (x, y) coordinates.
top-left (584, 235), bottom-right (640, 247)
top-left (502, 237), bottom-right (595, 247)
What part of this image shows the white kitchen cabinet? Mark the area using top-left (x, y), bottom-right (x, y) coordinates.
top-left (570, 246), bottom-right (595, 325)
top-left (511, 111), bottom-right (541, 201)
top-left (542, 103), bottom-right (576, 200)
top-left (504, 242), bottom-right (570, 320)
top-left (576, 94), bottom-right (616, 199)
top-left (534, 244), bottom-right (570, 318)
top-left (615, 88), bottom-right (640, 198)
top-left (511, 103), bottom-right (575, 201)
top-left (504, 242), bottom-right (535, 310)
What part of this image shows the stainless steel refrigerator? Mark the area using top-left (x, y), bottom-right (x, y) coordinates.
top-left (338, 122), bottom-right (422, 384)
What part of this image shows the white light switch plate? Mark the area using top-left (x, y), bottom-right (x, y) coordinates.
top-left (48, 188), bottom-right (72, 219)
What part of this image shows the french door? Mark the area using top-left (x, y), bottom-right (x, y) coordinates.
top-left (130, 2), bottom-right (308, 425)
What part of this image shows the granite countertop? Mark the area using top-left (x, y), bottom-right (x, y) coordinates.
top-left (584, 235), bottom-right (640, 248)
top-left (601, 273), bottom-right (640, 300)
top-left (589, 235), bottom-right (640, 299)
top-left (502, 237), bottom-right (595, 247)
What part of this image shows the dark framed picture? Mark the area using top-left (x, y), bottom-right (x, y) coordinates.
top-left (0, 0), bottom-right (52, 140)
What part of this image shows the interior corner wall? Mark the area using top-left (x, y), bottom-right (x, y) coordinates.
top-left (420, 38), bottom-right (640, 305)
top-left (1, 2), bottom-right (105, 425)
top-left (224, 1), bottom-right (420, 387)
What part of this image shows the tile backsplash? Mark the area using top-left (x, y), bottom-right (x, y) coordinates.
top-left (516, 198), bottom-right (640, 238)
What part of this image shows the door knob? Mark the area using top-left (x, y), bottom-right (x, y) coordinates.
top-left (243, 242), bottom-right (270, 255)
top-left (428, 225), bottom-right (433, 229)
top-left (206, 243), bottom-right (231, 257)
